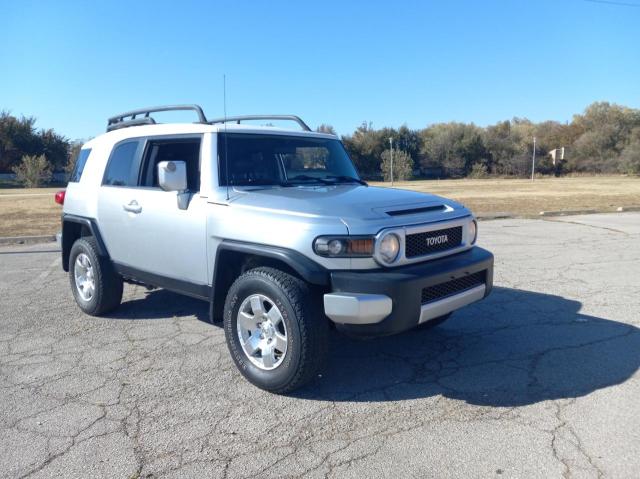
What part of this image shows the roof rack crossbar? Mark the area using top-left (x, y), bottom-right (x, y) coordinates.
top-left (208, 115), bottom-right (312, 132)
top-left (107, 104), bottom-right (207, 132)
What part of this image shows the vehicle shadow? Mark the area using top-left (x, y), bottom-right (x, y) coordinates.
top-left (106, 288), bottom-right (211, 323)
top-left (106, 286), bottom-right (639, 407)
top-left (297, 286), bottom-right (640, 406)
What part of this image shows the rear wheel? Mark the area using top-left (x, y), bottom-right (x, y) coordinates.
top-left (69, 237), bottom-right (123, 316)
top-left (223, 267), bottom-right (328, 393)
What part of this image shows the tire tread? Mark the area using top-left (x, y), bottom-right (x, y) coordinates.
top-left (224, 267), bottom-right (328, 393)
top-left (69, 237), bottom-right (123, 316)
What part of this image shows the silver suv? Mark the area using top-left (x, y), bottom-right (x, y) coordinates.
top-left (59, 105), bottom-right (494, 393)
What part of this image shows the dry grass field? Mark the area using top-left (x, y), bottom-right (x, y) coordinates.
top-left (0, 188), bottom-right (61, 237)
top-left (371, 176), bottom-right (640, 217)
top-left (1, 177), bottom-right (640, 237)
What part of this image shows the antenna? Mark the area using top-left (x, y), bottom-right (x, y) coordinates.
top-left (223, 74), bottom-right (230, 201)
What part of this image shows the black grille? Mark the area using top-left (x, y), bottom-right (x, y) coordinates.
top-left (421, 271), bottom-right (486, 304)
top-left (405, 226), bottom-right (463, 258)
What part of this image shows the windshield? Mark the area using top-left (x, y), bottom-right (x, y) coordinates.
top-left (218, 133), bottom-right (361, 186)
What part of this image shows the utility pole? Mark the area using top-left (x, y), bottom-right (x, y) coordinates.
top-left (389, 137), bottom-right (394, 186)
top-left (531, 136), bottom-right (536, 181)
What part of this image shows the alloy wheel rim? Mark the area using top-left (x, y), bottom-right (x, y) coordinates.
top-left (74, 253), bottom-right (95, 301)
top-left (236, 294), bottom-right (288, 370)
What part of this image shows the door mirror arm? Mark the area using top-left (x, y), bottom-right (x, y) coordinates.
top-left (176, 191), bottom-right (190, 210)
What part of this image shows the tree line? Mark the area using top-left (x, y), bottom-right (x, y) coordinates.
top-left (1, 101), bottom-right (639, 186)
top-left (335, 102), bottom-right (640, 180)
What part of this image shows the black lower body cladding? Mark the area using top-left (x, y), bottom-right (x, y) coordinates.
top-left (331, 247), bottom-right (494, 337)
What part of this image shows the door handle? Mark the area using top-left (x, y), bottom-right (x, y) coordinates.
top-left (123, 200), bottom-right (142, 214)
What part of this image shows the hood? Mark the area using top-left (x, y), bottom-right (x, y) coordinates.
top-left (227, 184), bottom-right (470, 232)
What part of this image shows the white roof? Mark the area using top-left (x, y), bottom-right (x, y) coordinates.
top-left (83, 122), bottom-right (336, 149)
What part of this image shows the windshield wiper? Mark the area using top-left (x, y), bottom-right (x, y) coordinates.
top-left (284, 175), bottom-right (333, 185)
top-left (325, 175), bottom-right (368, 186)
top-left (283, 174), bottom-right (368, 187)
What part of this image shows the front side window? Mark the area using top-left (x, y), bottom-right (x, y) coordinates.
top-left (218, 133), bottom-right (361, 186)
top-left (140, 138), bottom-right (201, 191)
top-left (103, 141), bottom-right (140, 187)
top-left (69, 148), bottom-right (91, 182)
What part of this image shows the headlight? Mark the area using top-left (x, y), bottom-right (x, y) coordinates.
top-left (378, 232), bottom-right (400, 264)
top-left (314, 236), bottom-right (374, 257)
top-left (468, 220), bottom-right (478, 244)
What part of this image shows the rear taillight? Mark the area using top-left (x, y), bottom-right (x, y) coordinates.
top-left (54, 190), bottom-right (65, 205)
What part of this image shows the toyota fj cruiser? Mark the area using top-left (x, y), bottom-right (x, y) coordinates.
top-left (58, 105), bottom-right (493, 393)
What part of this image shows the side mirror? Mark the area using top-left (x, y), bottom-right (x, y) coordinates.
top-left (158, 161), bottom-right (187, 192)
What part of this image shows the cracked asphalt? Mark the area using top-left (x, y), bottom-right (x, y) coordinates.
top-left (1, 212), bottom-right (639, 478)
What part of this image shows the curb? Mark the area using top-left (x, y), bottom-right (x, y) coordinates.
top-left (0, 235), bottom-right (56, 246)
top-left (478, 206), bottom-right (640, 221)
top-left (539, 209), bottom-right (598, 217)
top-left (477, 212), bottom-right (520, 220)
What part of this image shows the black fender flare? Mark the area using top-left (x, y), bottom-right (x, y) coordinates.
top-left (209, 239), bottom-right (329, 321)
top-left (61, 214), bottom-right (109, 271)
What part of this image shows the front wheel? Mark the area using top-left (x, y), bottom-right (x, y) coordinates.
top-left (223, 267), bottom-right (328, 393)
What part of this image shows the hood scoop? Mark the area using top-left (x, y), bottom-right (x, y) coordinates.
top-left (385, 204), bottom-right (446, 217)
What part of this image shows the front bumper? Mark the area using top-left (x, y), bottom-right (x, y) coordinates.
top-left (324, 246), bottom-right (493, 337)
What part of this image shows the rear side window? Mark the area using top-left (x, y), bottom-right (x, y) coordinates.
top-left (69, 148), bottom-right (91, 182)
top-left (103, 141), bottom-right (140, 186)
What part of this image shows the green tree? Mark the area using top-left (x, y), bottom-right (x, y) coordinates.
top-left (65, 141), bottom-right (84, 179)
top-left (0, 112), bottom-right (40, 172)
top-left (483, 121), bottom-right (521, 175)
top-left (421, 122), bottom-right (487, 177)
top-left (316, 124), bottom-right (336, 135)
top-left (0, 111), bottom-right (71, 173)
top-left (39, 128), bottom-right (70, 171)
top-left (570, 102), bottom-right (640, 172)
top-left (395, 125), bottom-right (422, 163)
top-left (381, 149), bottom-right (413, 181)
top-left (342, 122), bottom-right (390, 177)
top-left (12, 154), bottom-right (52, 187)
top-left (619, 127), bottom-right (640, 175)
top-left (468, 162), bottom-right (489, 178)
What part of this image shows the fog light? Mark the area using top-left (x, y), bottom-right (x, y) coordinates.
top-left (468, 220), bottom-right (478, 244)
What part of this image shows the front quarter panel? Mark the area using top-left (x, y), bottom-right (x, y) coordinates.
top-left (206, 199), bottom-right (351, 271)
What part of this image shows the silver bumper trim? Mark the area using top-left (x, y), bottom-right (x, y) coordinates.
top-left (323, 293), bottom-right (392, 325)
top-left (419, 284), bottom-right (486, 324)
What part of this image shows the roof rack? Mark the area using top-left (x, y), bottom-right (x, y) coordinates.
top-left (107, 104), bottom-right (208, 132)
top-left (208, 115), bottom-right (312, 132)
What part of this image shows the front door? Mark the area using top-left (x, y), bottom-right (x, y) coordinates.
top-left (97, 136), bottom-right (208, 286)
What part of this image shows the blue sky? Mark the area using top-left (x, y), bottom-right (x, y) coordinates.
top-left (2, 0), bottom-right (639, 140)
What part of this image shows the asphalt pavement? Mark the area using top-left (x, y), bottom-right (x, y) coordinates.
top-left (1, 213), bottom-right (639, 478)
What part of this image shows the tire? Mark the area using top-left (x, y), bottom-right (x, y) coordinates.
top-left (69, 237), bottom-right (123, 316)
top-left (416, 312), bottom-right (452, 331)
top-left (223, 267), bottom-right (328, 394)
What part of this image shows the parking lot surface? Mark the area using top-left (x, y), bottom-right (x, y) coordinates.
top-left (1, 213), bottom-right (639, 478)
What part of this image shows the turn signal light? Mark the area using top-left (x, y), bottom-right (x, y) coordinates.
top-left (347, 238), bottom-right (374, 255)
top-left (54, 190), bottom-right (65, 205)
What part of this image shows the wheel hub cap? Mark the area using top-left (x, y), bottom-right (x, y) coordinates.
top-left (236, 294), bottom-right (288, 370)
top-left (74, 253), bottom-right (95, 302)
